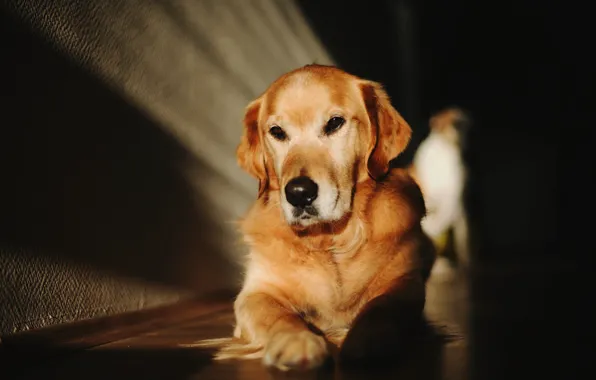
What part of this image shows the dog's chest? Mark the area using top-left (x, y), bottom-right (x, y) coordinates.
top-left (285, 255), bottom-right (368, 324)
top-left (288, 259), bottom-right (341, 306)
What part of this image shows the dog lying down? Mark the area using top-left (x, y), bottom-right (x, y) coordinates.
top-left (189, 64), bottom-right (436, 371)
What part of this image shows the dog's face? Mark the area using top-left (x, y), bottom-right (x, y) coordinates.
top-left (237, 65), bottom-right (412, 228)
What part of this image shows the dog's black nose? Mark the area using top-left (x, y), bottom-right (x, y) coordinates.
top-left (285, 176), bottom-right (318, 208)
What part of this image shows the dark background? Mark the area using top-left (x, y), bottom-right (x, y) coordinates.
top-left (1, 0), bottom-right (594, 378)
top-left (301, 1), bottom-right (594, 378)
top-left (299, 1), bottom-right (594, 377)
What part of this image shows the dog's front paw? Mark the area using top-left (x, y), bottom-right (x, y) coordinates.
top-left (263, 330), bottom-right (329, 371)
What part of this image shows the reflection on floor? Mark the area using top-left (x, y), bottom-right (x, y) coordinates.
top-left (7, 264), bottom-right (469, 380)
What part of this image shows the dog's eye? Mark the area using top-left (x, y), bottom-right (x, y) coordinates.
top-left (324, 116), bottom-right (345, 135)
top-left (269, 125), bottom-right (287, 141)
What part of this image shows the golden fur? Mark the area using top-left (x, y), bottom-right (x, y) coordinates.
top-left (197, 64), bottom-right (435, 371)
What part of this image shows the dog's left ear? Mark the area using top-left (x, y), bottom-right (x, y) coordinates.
top-left (360, 81), bottom-right (412, 180)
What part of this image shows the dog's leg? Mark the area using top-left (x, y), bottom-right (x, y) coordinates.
top-left (338, 274), bottom-right (426, 365)
top-left (234, 291), bottom-right (329, 371)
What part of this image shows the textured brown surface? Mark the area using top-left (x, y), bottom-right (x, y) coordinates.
top-left (0, 247), bottom-right (190, 335)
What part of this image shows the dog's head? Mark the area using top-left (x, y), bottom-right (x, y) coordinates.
top-left (237, 64), bottom-right (411, 228)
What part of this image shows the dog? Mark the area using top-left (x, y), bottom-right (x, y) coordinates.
top-left (409, 107), bottom-right (471, 273)
top-left (197, 64), bottom-right (436, 371)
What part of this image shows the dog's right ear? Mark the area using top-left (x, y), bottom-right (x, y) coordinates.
top-left (236, 98), bottom-right (268, 197)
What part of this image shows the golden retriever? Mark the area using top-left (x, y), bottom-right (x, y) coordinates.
top-left (202, 64), bottom-right (435, 371)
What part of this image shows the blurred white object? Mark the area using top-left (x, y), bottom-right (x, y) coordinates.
top-left (411, 108), bottom-right (471, 270)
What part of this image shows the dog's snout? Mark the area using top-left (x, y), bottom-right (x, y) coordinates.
top-left (285, 176), bottom-right (318, 208)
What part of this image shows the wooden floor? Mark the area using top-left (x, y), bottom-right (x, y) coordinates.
top-left (4, 260), bottom-right (469, 380)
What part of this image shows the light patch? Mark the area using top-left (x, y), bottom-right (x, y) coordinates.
top-left (413, 131), bottom-right (465, 239)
